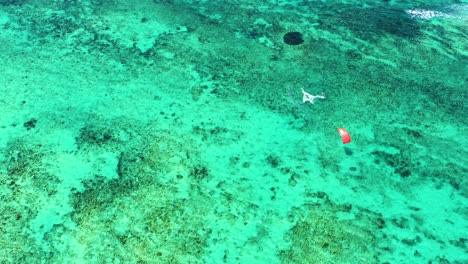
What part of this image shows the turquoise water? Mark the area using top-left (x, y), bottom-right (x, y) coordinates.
top-left (0, 0), bottom-right (466, 263)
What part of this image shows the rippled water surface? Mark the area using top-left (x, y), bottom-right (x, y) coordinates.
top-left (0, 0), bottom-right (466, 263)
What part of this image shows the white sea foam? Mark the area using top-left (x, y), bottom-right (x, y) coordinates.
top-left (405, 9), bottom-right (452, 19)
top-left (405, 4), bottom-right (467, 20)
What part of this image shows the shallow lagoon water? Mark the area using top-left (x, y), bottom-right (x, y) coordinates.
top-left (0, 0), bottom-right (466, 263)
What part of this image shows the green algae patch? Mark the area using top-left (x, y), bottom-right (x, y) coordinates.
top-left (280, 204), bottom-right (380, 263)
top-left (68, 128), bottom-right (213, 263)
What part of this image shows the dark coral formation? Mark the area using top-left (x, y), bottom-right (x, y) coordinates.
top-left (283, 32), bottom-right (304, 45)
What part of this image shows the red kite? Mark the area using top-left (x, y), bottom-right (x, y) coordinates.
top-left (338, 128), bottom-right (351, 144)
